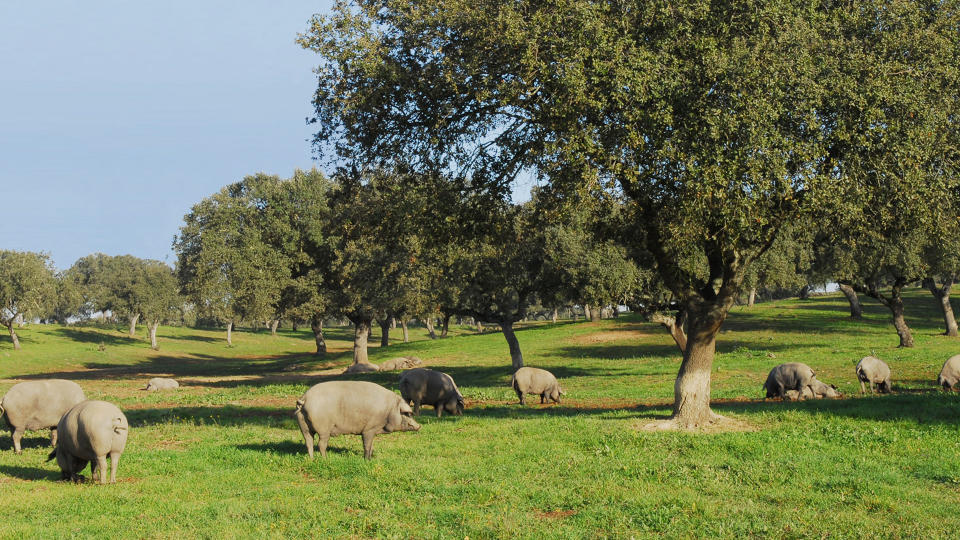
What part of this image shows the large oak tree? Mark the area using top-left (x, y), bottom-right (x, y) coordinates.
top-left (301, 0), bottom-right (958, 427)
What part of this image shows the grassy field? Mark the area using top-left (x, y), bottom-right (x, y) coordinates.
top-left (1, 290), bottom-right (960, 538)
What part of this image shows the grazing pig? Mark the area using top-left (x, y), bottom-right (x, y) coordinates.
top-left (938, 354), bottom-right (960, 390)
top-left (511, 367), bottom-right (564, 405)
top-left (294, 381), bottom-right (420, 460)
top-left (764, 363), bottom-right (818, 399)
top-left (1, 379), bottom-right (85, 453)
top-left (379, 356), bottom-right (423, 371)
top-left (398, 368), bottom-right (464, 417)
top-left (144, 378), bottom-right (179, 391)
top-left (856, 356), bottom-right (892, 394)
top-left (47, 400), bottom-right (128, 484)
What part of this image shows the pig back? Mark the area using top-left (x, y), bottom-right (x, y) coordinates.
top-left (58, 400), bottom-right (129, 460)
top-left (513, 367), bottom-right (557, 393)
top-left (299, 381), bottom-right (403, 435)
top-left (1, 379), bottom-right (85, 431)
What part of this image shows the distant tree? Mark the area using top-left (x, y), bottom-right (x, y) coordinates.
top-left (137, 261), bottom-right (181, 350)
top-left (921, 207), bottom-right (960, 337)
top-left (270, 169), bottom-right (335, 354)
top-left (325, 168), bottom-right (432, 368)
top-left (0, 250), bottom-right (57, 350)
top-left (741, 222), bottom-right (815, 307)
top-left (174, 175), bottom-right (289, 345)
top-left (50, 271), bottom-right (84, 324)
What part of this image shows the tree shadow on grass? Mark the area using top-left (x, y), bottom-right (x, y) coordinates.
top-left (0, 464), bottom-right (60, 481)
top-left (714, 392), bottom-right (960, 425)
top-left (125, 405), bottom-right (295, 429)
top-left (467, 402), bottom-right (668, 421)
top-left (52, 328), bottom-right (140, 346)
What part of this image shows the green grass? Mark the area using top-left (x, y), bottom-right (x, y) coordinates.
top-left (2, 290), bottom-right (960, 538)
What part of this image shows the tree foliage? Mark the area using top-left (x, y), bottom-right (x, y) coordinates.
top-left (0, 250), bottom-right (57, 350)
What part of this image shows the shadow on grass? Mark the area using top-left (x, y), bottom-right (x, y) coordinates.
top-left (714, 391), bottom-right (960, 425)
top-left (236, 440), bottom-right (352, 456)
top-left (125, 405), bottom-right (294, 428)
top-left (0, 434), bottom-right (54, 452)
top-left (0, 464), bottom-right (60, 481)
top-left (52, 328), bottom-right (140, 346)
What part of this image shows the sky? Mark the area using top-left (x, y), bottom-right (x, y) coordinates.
top-left (1, 1), bottom-right (335, 270)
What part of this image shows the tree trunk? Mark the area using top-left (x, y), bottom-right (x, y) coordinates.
top-left (226, 320), bottom-right (233, 346)
top-left (586, 304), bottom-right (601, 322)
top-left (128, 313), bottom-right (140, 337)
top-left (838, 282), bottom-right (863, 319)
top-left (310, 315), bottom-right (326, 355)
top-left (7, 322), bottom-right (21, 351)
top-left (923, 276), bottom-right (959, 337)
top-left (270, 319), bottom-right (279, 336)
top-left (379, 316), bottom-right (392, 347)
top-left (583, 304), bottom-right (591, 321)
top-left (612, 305), bottom-right (619, 318)
top-left (891, 298), bottom-right (914, 348)
top-left (292, 320), bottom-right (299, 332)
top-left (476, 320), bottom-right (484, 333)
top-left (391, 318), bottom-right (397, 329)
top-left (353, 318), bottom-right (372, 365)
top-left (747, 288), bottom-right (756, 307)
top-left (440, 313), bottom-right (451, 338)
top-left (149, 321), bottom-right (159, 350)
top-left (501, 319), bottom-right (524, 370)
top-left (401, 319), bottom-right (409, 343)
top-left (663, 302), bottom-right (730, 427)
top-left (799, 285), bottom-right (812, 299)
top-left (425, 317), bottom-right (437, 339)
top-left (551, 308), bottom-right (558, 324)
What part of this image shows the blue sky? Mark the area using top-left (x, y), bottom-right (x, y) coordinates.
top-left (1, 1), bottom-right (333, 270)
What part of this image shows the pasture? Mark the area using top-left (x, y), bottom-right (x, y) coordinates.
top-left (2, 290), bottom-right (960, 538)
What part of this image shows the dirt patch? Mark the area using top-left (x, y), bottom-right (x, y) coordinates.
top-left (564, 330), bottom-right (652, 345)
top-left (536, 510), bottom-right (577, 519)
top-left (637, 413), bottom-right (757, 433)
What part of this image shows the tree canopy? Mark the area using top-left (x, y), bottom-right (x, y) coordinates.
top-left (0, 250), bottom-right (57, 350)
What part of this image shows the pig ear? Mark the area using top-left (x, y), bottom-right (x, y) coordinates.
top-left (398, 399), bottom-right (413, 414)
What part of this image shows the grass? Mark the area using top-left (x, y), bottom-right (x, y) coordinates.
top-left (1, 289), bottom-right (960, 537)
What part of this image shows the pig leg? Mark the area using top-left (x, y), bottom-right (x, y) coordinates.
top-left (869, 381), bottom-right (876, 394)
top-left (95, 455), bottom-right (108, 484)
top-left (109, 451), bottom-right (120, 483)
top-left (50, 427), bottom-right (58, 448)
top-left (412, 399), bottom-right (422, 416)
top-left (295, 411), bottom-right (315, 459)
top-left (435, 405), bottom-right (443, 418)
top-left (540, 393), bottom-right (546, 404)
top-left (12, 427), bottom-right (24, 453)
top-left (361, 431), bottom-right (376, 460)
top-left (317, 433), bottom-right (329, 458)
top-left (859, 380), bottom-right (866, 394)
top-left (516, 388), bottom-right (525, 405)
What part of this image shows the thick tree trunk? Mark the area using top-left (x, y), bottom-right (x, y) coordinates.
top-left (149, 322), bottom-right (159, 350)
top-left (292, 320), bottom-right (299, 332)
top-left (838, 282), bottom-right (863, 319)
top-left (270, 319), bottom-right (279, 336)
top-left (583, 305), bottom-right (591, 321)
top-left (379, 316), bottom-right (392, 347)
top-left (401, 319), bottom-right (409, 343)
top-left (551, 308), bottom-right (558, 324)
top-left (440, 313), bottom-right (451, 338)
top-left (7, 322), bottom-right (21, 351)
top-left (587, 304), bottom-right (601, 322)
top-left (501, 319), bottom-right (524, 370)
top-left (425, 317), bottom-right (437, 339)
top-left (353, 318), bottom-right (372, 365)
top-left (226, 320), bottom-right (233, 346)
top-left (310, 316), bottom-right (326, 355)
top-left (128, 313), bottom-right (140, 337)
top-left (747, 288), bottom-right (757, 307)
top-left (923, 277), bottom-right (958, 337)
top-left (476, 320), bottom-right (484, 333)
top-left (612, 305), bottom-right (619, 318)
top-left (666, 303), bottom-right (728, 427)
